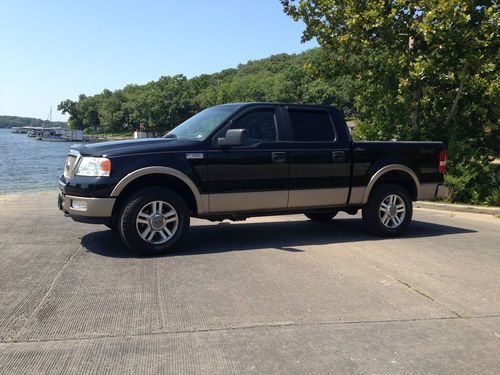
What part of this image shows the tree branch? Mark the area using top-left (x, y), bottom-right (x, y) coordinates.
top-left (444, 60), bottom-right (469, 127)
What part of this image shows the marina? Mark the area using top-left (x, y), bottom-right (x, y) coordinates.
top-left (12, 126), bottom-right (83, 141)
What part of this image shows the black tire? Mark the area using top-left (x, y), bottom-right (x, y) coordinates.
top-left (304, 211), bottom-right (338, 222)
top-left (362, 183), bottom-right (412, 236)
top-left (118, 187), bottom-right (190, 256)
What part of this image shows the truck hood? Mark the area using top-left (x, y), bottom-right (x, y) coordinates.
top-left (70, 138), bottom-right (203, 157)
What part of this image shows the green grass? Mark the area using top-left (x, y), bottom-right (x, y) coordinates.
top-left (84, 131), bottom-right (135, 138)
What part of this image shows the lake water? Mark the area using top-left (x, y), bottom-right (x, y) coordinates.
top-left (0, 128), bottom-right (73, 195)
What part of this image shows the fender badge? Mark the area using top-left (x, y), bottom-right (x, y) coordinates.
top-left (186, 153), bottom-right (204, 159)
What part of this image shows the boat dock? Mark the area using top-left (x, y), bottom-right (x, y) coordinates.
top-left (11, 126), bottom-right (83, 141)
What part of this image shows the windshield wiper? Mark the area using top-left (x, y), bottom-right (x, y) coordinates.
top-left (164, 133), bottom-right (177, 139)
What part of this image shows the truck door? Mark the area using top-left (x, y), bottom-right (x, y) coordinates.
top-left (283, 105), bottom-right (351, 209)
top-left (205, 105), bottom-right (289, 213)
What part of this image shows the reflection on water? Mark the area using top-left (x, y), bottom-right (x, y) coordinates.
top-left (0, 129), bottom-right (74, 195)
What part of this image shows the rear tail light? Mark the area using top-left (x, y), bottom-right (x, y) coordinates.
top-left (438, 151), bottom-right (446, 173)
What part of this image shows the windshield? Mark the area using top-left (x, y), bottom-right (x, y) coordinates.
top-left (165, 105), bottom-right (240, 141)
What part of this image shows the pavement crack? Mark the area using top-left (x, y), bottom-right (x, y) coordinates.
top-left (395, 279), bottom-right (435, 302)
top-left (394, 278), bottom-right (463, 318)
top-left (2, 314), bottom-right (499, 346)
top-left (12, 245), bottom-right (82, 341)
top-left (355, 255), bottom-right (465, 319)
top-left (155, 262), bottom-right (166, 330)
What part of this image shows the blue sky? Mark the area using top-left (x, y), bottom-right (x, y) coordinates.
top-left (0, 0), bottom-right (317, 121)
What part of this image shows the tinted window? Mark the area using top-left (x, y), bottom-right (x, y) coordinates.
top-left (166, 104), bottom-right (240, 141)
top-left (230, 110), bottom-right (277, 145)
top-left (289, 110), bottom-right (335, 142)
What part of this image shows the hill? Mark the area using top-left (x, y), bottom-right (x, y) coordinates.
top-left (58, 48), bottom-right (354, 132)
top-left (0, 115), bottom-right (67, 129)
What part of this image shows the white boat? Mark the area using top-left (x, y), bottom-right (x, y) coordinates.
top-left (36, 107), bottom-right (66, 141)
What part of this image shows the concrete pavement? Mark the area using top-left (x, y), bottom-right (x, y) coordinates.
top-left (0, 192), bottom-right (499, 374)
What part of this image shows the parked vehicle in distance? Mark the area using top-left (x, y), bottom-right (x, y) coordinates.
top-left (58, 103), bottom-right (449, 255)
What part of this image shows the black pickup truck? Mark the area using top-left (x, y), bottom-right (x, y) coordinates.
top-left (59, 103), bottom-right (449, 255)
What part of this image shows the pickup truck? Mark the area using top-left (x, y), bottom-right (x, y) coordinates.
top-left (58, 103), bottom-right (449, 255)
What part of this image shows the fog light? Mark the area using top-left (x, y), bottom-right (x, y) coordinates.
top-left (71, 199), bottom-right (88, 211)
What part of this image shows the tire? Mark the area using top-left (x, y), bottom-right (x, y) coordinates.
top-left (118, 187), bottom-right (190, 256)
top-left (305, 211), bottom-right (338, 222)
top-left (362, 183), bottom-right (412, 236)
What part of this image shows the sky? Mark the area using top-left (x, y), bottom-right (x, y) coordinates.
top-left (0, 0), bottom-right (317, 121)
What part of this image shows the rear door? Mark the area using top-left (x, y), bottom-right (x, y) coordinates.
top-left (205, 105), bottom-right (289, 213)
top-left (283, 105), bottom-right (351, 209)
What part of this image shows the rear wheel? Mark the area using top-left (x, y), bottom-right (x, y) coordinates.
top-left (362, 184), bottom-right (412, 236)
top-left (118, 187), bottom-right (190, 255)
top-left (304, 211), bottom-right (338, 222)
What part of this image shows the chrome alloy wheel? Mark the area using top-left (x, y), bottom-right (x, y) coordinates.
top-left (135, 201), bottom-right (178, 244)
top-left (379, 194), bottom-right (406, 229)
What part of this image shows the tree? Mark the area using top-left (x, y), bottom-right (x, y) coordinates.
top-left (282, 0), bottom-right (499, 204)
top-left (57, 99), bottom-right (84, 130)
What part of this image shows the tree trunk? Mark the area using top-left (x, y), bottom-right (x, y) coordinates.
top-left (411, 87), bottom-right (420, 132)
top-left (444, 60), bottom-right (469, 127)
top-left (408, 34), bottom-right (420, 132)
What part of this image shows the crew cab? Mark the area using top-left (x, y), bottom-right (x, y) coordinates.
top-left (58, 103), bottom-right (449, 255)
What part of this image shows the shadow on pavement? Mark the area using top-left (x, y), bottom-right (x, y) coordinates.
top-left (81, 218), bottom-right (476, 259)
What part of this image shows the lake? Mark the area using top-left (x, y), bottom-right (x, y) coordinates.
top-left (0, 128), bottom-right (73, 195)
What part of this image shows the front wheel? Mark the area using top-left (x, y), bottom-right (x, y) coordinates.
top-left (118, 187), bottom-right (190, 256)
top-left (362, 184), bottom-right (412, 236)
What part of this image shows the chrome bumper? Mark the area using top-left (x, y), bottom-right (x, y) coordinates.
top-left (419, 183), bottom-right (450, 200)
top-left (58, 193), bottom-right (115, 218)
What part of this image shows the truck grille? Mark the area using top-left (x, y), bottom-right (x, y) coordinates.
top-left (63, 154), bottom-right (78, 178)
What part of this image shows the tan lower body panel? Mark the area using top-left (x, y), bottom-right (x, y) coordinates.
top-left (288, 188), bottom-right (349, 209)
top-left (209, 188), bottom-right (350, 213)
top-left (348, 187), bottom-right (366, 205)
top-left (63, 195), bottom-right (116, 217)
top-left (419, 183), bottom-right (449, 200)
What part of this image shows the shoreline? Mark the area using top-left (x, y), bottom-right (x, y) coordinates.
top-left (0, 190), bottom-right (57, 201)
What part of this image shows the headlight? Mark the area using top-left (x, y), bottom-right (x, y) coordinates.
top-left (75, 157), bottom-right (111, 177)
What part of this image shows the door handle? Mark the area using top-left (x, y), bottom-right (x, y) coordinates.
top-left (271, 152), bottom-right (287, 163)
top-left (332, 151), bottom-right (346, 162)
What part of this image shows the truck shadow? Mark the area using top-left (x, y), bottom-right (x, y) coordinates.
top-left (81, 218), bottom-right (477, 259)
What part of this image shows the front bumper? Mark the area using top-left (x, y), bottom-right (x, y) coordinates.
top-left (58, 193), bottom-right (115, 224)
top-left (419, 183), bottom-right (450, 200)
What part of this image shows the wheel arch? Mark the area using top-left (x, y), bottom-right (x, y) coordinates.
top-left (111, 167), bottom-right (207, 216)
top-left (362, 164), bottom-right (420, 204)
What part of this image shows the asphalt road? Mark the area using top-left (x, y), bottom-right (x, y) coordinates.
top-left (0, 192), bottom-right (499, 374)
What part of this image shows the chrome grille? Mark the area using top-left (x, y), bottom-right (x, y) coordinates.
top-left (64, 154), bottom-right (77, 178)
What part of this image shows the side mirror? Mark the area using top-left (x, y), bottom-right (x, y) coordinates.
top-left (218, 129), bottom-right (247, 147)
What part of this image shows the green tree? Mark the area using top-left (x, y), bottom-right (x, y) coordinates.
top-left (282, 0), bottom-right (499, 204)
top-left (57, 98), bottom-right (84, 130)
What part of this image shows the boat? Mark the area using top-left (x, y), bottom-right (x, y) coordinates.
top-left (36, 128), bottom-right (67, 142)
top-left (31, 107), bottom-right (82, 142)
top-left (36, 107), bottom-right (65, 141)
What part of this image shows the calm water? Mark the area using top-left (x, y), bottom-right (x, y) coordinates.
top-left (0, 128), bottom-right (74, 195)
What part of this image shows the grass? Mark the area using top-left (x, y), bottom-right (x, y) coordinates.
top-left (85, 131), bottom-right (135, 138)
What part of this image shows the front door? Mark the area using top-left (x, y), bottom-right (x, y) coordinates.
top-left (204, 106), bottom-right (289, 213)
